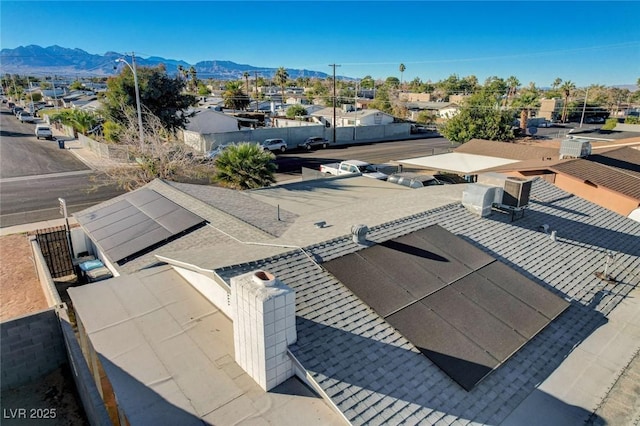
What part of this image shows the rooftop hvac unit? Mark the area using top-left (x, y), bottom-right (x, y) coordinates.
top-left (462, 184), bottom-right (501, 217)
top-left (502, 177), bottom-right (532, 208)
top-left (559, 138), bottom-right (591, 159)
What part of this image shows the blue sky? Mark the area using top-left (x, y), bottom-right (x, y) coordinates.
top-left (1, 1), bottom-right (639, 87)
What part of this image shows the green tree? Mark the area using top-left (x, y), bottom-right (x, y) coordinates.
top-left (440, 88), bottom-right (515, 143)
top-left (103, 64), bottom-right (195, 132)
top-left (399, 63), bottom-right (406, 91)
top-left (222, 81), bottom-right (250, 110)
top-left (368, 85), bottom-right (392, 113)
top-left (214, 142), bottom-right (277, 189)
top-left (70, 80), bottom-right (84, 91)
top-left (275, 67), bottom-right (289, 105)
top-left (551, 78), bottom-right (562, 90)
top-left (286, 104), bottom-right (307, 119)
top-left (360, 75), bottom-right (375, 89)
top-left (385, 76), bottom-right (400, 89)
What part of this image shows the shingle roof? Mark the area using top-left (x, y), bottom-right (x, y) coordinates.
top-left (552, 146), bottom-right (640, 200)
top-left (216, 179), bottom-right (640, 425)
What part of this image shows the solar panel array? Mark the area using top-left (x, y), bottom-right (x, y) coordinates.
top-left (76, 189), bottom-right (205, 263)
top-left (323, 225), bottom-right (569, 390)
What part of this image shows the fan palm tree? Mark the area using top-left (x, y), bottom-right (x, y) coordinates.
top-left (243, 72), bottom-right (250, 96)
top-left (214, 142), bottom-right (277, 190)
top-left (274, 67), bottom-right (289, 106)
top-left (504, 76), bottom-right (520, 107)
top-left (222, 81), bottom-right (250, 110)
top-left (560, 80), bottom-right (576, 122)
top-left (399, 63), bottom-right (406, 92)
top-left (551, 78), bottom-right (562, 90)
top-left (512, 89), bottom-right (540, 131)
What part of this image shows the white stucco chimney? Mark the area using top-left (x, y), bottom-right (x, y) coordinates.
top-left (231, 270), bottom-right (297, 391)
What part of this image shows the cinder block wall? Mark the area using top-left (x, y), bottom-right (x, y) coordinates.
top-left (0, 308), bottom-right (66, 390)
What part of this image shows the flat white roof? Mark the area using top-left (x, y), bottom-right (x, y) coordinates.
top-left (68, 265), bottom-right (343, 425)
top-left (397, 152), bottom-right (520, 174)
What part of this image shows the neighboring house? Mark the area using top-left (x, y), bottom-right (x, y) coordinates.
top-left (538, 98), bottom-right (563, 121)
top-left (64, 175), bottom-right (640, 425)
top-left (184, 109), bottom-right (243, 134)
top-left (549, 146), bottom-right (640, 216)
top-left (405, 101), bottom-right (460, 121)
top-left (311, 107), bottom-right (395, 127)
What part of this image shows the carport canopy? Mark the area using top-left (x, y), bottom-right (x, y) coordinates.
top-left (396, 153), bottom-right (520, 174)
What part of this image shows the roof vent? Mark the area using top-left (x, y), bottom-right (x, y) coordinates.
top-left (351, 224), bottom-right (369, 245)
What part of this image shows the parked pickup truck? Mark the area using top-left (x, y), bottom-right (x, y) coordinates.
top-left (320, 160), bottom-right (388, 180)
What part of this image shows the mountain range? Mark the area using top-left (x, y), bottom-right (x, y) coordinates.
top-left (0, 45), bottom-right (331, 80)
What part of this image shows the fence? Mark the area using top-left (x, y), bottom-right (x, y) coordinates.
top-left (33, 226), bottom-right (74, 278)
top-left (78, 133), bottom-right (134, 162)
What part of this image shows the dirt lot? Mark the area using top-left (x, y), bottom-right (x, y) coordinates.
top-left (0, 233), bottom-right (48, 321)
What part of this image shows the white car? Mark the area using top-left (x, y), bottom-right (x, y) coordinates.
top-left (260, 138), bottom-right (287, 153)
top-left (35, 124), bottom-right (53, 140)
top-left (205, 143), bottom-right (235, 160)
top-left (18, 112), bottom-right (35, 123)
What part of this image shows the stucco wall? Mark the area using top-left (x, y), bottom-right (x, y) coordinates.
top-left (554, 174), bottom-right (639, 216)
top-left (185, 123), bottom-right (411, 153)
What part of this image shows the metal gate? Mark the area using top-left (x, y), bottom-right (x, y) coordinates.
top-left (34, 226), bottom-right (74, 278)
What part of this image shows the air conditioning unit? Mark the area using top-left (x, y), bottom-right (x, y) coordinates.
top-left (502, 177), bottom-right (532, 208)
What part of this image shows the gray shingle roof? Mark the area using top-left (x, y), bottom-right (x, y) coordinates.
top-left (216, 179), bottom-right (640, 425)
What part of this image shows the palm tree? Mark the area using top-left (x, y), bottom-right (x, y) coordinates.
top-left (504, 76), bottom-right (520, 107)
top-left (399, 63), bottom-right (406, 92)
top-left (188, 66), bottom-right (197, 92)
top-left (274, 67), bottom-right (288, 106)
top-left (551, 78), bottom-right (562, 90)
top-left (214, 142), bottom-right (277, 190)
top-left (222, 81), bottom-right (250, 110)
top-left (243, 72), bottom-right (250, 97)
top-left (560, 80), bottom-right (576, 122)
top-left (512, 89), bottom-right (540, 131)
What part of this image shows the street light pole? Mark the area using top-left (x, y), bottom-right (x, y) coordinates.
top-left (329, 63), bottom-right (341, 144)
top-left (116, 52), bottom-right (144, 147)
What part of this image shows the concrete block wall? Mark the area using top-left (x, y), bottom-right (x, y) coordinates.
top-left (0, 308), bottom-right (66, 390)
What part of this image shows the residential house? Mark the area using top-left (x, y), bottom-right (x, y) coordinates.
top-left (418, 138), bottom-right (640, 217)
top-left (66, 175), bottom-right (640, 425)
top-left (310, 107), bottom-right (395, 127)
top-left (405, 101), bottom-right (460, 122)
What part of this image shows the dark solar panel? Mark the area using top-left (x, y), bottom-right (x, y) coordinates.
top-left (323, 224), bottom-right (569, 390)
top-left (323, 253), bottom-right (415, 317)
top-left (76, 189), bottom-right (205, 262)
top-left (386, 303), bottom-right (497, 391)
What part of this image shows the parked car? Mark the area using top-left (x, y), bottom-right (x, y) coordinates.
top-left (35, 124), bottom-right (53, 140)
top-left (18, 112), bottom-right (35, 123)
top-left (299, 136), bottom-right (329, 150)
top-left (320, 160), bottom-right (388, 180)
top-left (260, 138), bottom-right (287, 153)
top-left (12, 106), bottom-right (24, 116)
top-left (205, 143), bottom-right (235, 160)
top-left (388, 173), bottom-right (444, 188)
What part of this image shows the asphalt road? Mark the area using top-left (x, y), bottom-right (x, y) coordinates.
top-left (273, 136), bottom-right (456, 178)
top-left (0, 108), bottom-right (125, 228)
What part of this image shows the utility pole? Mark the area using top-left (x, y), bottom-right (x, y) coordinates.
top-left (329, 63), bottom-right (341, 144)
top-left (579, 87), bottom-right (589, 128)
top-left (254, 71), bottom-right (260, 112)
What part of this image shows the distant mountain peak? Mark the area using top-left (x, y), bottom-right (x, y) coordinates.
top-left (0, 45), bottom-right (330, 80)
